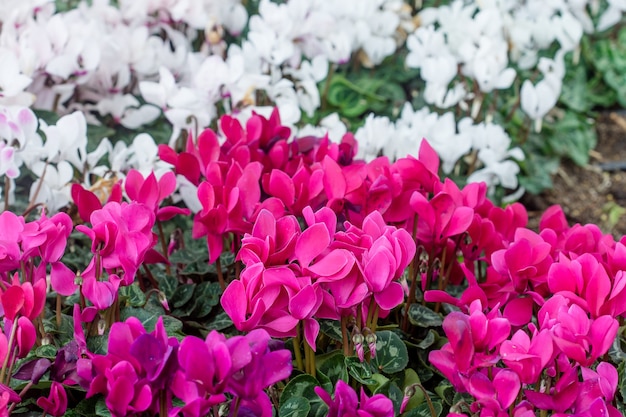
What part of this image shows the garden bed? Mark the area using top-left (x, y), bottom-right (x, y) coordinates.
top-left (526, 112), bottom-right (626, 237)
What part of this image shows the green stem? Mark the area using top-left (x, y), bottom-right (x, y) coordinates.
top-left (157, 220), bottom-right (171, 275)
top-left (231, 396), bottom-right (241, 417)
top-left (216, 257), bottom-right (226, 291)
top-left (305, 340), bottom-right (316, 378)
top-left (0, 321), bottom-right (18, 384)
top-left (293, 323), bottom-right (304, 372)
top-left (56, 294), bottom-right (62, 328)
top-left (321, 63), bottom-right (336, 111)
top-left (4, 176), bottom-right (9, 212)
top-left (366, 297), bottom-right (378, 331)
top-left (341, 316), bottom-right (350, 356)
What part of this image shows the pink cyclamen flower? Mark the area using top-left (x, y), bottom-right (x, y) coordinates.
top-left (177, 331), bottom-right (233, 399)
top-left (315, 380), bottom-right (394, 417)
top-left (538, 295), bottom-right (618, 366)
top-left (0, 274), bottom-right (46, 321)
top-left (71, 182), bottom-right (123, 223)
top-left (36, 381), bottom-right (67, 416)
top-left (77, 201), bottom-right (157, 285)
top-left (0, 211), bottom-right (25, 273)
top-left (467, 369), bottom-right (521, 415)
top-left (124, 170), bottom-right (190, 221)
top-left (500, 326), bottom-right (553, 384)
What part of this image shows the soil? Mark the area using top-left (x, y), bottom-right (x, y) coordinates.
top-left (523, 112), bottom-right (626, 239)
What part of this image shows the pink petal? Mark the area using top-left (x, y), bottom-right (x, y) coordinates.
top-left (374, 282), bottom-right (405, 310)
top-left (268, 169), bottom-right (295, 206)
top-left (322, 156), bottom-right (346, 199)
top-left (221, 280), bottom-right (247, 328)
top-left (295, 223), bottom-right (330, 268)
top-left (50, 262), bottom-right (78, 296)
top-left (304, 318), bottom-right (320, 352)
top-left (503, 297), bottom-right (533, 327)
top-left (307, 249), bottom-right (353, 278)
top-left (124, 170), bottom-right (144, 202)
top-left (493, 370), bottom-right (520, 408)
top-left (2, 286), bottom-right (24, 321)
top-left (289, 285), bottom-right (317, 320)
top-left (197, 129), bottom-right (221, 168)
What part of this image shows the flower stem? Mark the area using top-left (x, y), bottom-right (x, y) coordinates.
top-left (0, 320), bottom-right (18, 384)
top-left (157, 220), bottom-right (171, 275)
top-left (216, 257), bottom-right (226, 290)
top-left (321, 63), bottom-right (336, 111)
top-left (293, 323), bottom-right (304, 372)
top-left (231, 396), bottom-right (241, 417)
top-left (341, 316), bottom-right (350, 356)
top-left (304, 340), bottom-right (316, 378)
top-left (4, 176), bottom-right (9, 212)
top-left (160, 390), bottom-right (167, 417)
top-left (366, 297), bottom-right (379, 331)
top-left (56, 294), bottom-right (62, 328)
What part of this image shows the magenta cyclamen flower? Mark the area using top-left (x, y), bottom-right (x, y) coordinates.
top-left (315, 380), bottom-right (394, 417)
top-left (124, 170), bottom-right (190, 221)
top-left (81, 317), bottom-right (178, 416)
top-left (429, 301), bottom-right (510, 391)
top-left (500, 326), bottom-right (553, 384)
top-left (77, 201), bottom-right (157, 285)
top-left (36, 381), bottom-right (67, 417)
top-left (175, 329), bottom-right (292, 417)
top-left (0, 211), bottom-right (25, 273)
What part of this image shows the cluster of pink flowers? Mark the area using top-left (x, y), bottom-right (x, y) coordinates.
top-left (425, 205), bottom-right (625, 416)
top-left (2, 107), bottom-right (623, 416)
top-left (77, 316), bottom-right (292, 417)
top-left (0, 168), bottom-right (191, 415)
top-left (0, 210), bottom-right (75, 415)
top-left (222, 206), bottom-right (414, 351)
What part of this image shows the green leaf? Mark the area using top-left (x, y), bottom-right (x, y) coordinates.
top-left (279, 374), bottom-right (327, 417)
top-left (279, 397), bottom-right (311, 417)
top-left (120, 305), bottom-right (164, 331)
top-left (518, 155), bottom-right (559, 195)
top-left (319, 319), bottom-right (343, 342)
top-left (408, 304), bottom-right (443, 328)
top-left (87, 335), bottom-right (108, 356)
top-left (86, 124), bottom-right (116, 145)
top-left (120, 283), bottom-right (146, 307)
top-left (560, 65), bottom-right (591, 113)
top-left (155, 272), bottom-right (178, 299)
top-left (205, 311), bottom-right (233, 331)
top-left (35, 344), bottom-right (58, 359)
top-left (162, 315), bottom-right (184, 335)
top-left (416, 330), bottom-right (437, 350)
top-left (316, 350), bottom-right (348, 388)
top-left (345, 356), bottom-right (376, 385)
top-left (548, 112), bottom-right (596, 166)
top-left (404, 400), bottom-right (443, 417)
top-left (95, 397), bottom-right (112, 417)
top-left (435, 383), bottom-right (456, 406)
top-left (403, 368), bottom-right (425, 411)
top-left (195, 281), bottom-right (222, 306)
top-left (326, 76), bottom-right (373, 118)
top-left (170, 284), bottom-right (196, 308)
top-left (374, 381), bottom-right (404, 416)
top-left (370, 331), bottom-right (409, 374)
top-left (315, 367), bottom-right (334, 393)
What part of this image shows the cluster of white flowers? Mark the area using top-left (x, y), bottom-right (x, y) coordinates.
top-left (354, 103), bottom-right (524, 191)
top-left (0, 0), bottom-right (623, 211)
top-left (404, 0), bottom-right (586, 115)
